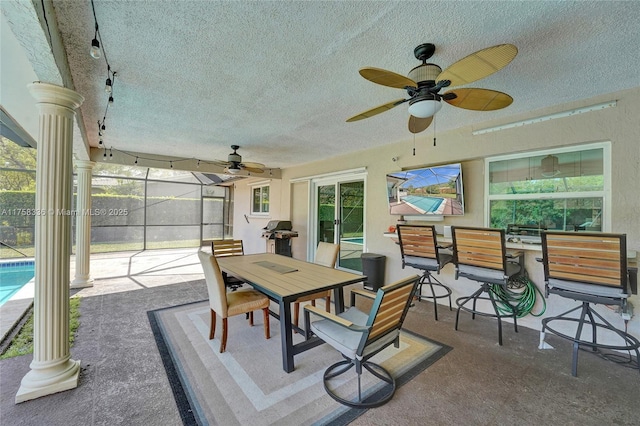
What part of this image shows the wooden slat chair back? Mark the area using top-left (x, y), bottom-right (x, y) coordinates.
top-left (364, 277), bottom-right (417, 345)
top-left (212, 240), bottom-right (246, 291)
top-left (398, 225), bottom-right (438, 261)
top-left (397, 224), bottom-right (453, 320)
top-left (212, 239), bottom-right (245, 257)
top-left (453, 226), bottom-right (506, 271)
top-left (542, 232), bottom-right (626, 290)
top-left (539, 232), bottom-right (639, 376)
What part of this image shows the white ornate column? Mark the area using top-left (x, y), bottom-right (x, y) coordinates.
top-left (71, 160), bottom-right (95, 288)
top-left (16, 83), bottom-right (84, 403)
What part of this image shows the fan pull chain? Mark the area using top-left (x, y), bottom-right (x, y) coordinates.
top-left (413, 133), bottom-right (416, 156)
top-left (433, 114), bottom-right (437, 147)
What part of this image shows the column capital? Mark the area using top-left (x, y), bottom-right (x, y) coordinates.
top-left (28, 82), bottom-right (84, 111)
top-left (75, 160), bottom-right (96, 170)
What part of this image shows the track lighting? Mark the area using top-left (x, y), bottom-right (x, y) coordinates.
top-left (134, 157), bottom-right (138, 165)
top-left (108, 95), bottom-right (114, 105)
top-left (105, 77), bottom-right (112, 94)
top-left (98, 136), bottom-right (103, 146)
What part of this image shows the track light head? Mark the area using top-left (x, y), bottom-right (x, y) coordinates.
top-left (108, 95), bottom-right (114, 105)
top-left (105, 78), bottom-right (112, 94)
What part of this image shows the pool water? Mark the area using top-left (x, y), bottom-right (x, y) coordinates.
top-left (0, 261), bottom-right (35, 306)
top-left (342, 237), bottom-right (364, 245)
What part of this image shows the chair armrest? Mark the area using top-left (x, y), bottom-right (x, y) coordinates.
top-left (304, 305), bottom-right (369, 332)
top-left (350, 288), bottom-right (376, 307)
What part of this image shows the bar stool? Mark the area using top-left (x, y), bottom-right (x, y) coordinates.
top-left (397, 224), bottom-right (453, 320)
top-left (539, 231), bottom-right (640, 376)
top-left (451, 226), bottom-right (521, 345)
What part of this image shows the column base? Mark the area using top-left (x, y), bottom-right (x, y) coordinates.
top-left (15, 359), bottom-right (81, 403)
top-left (70, 277), bottom-right (94, 288)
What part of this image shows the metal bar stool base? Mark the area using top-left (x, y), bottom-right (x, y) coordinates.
top-left (541, 302), bottom-right (640, 376)
top-left (455, 282), bottom-right (518, 346)
top-left (416, 273), bottom-right (453, 321)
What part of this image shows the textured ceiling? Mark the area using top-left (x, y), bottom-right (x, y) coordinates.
top-left (49, 0), bottom-right (640, 170)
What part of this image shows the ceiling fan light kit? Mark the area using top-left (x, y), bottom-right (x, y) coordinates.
top-left (408, 95), bottom-right (442, 118)
top-left (347, 42), bottom-right (518, 134)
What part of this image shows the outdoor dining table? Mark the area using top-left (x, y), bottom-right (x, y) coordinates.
top-left (216, 252), bottom-right (365, 373)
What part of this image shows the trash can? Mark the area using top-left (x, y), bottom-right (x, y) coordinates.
top-left (361, 253), bottom-right (386, 292)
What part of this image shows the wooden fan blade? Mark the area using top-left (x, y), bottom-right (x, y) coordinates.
top-left (359, 67), bottom-right (417, 89)
top-left (212, 160), bottom-right (231, 167)
top-left (437, 44), bottom-right (517, 87)
top-left (241, 161), bottom-right (265, 169)
top-left (242, 166), bottom-right (264, 174)
top-left (346, 99), bottom-right (407, 122)
top-left (443, 88), bottom-right (513, 111)
top-left (408, 115), bottom-right (433, 134)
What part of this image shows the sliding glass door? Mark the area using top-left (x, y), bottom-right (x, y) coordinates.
top-left (314, 178), bottom-right (365, 272)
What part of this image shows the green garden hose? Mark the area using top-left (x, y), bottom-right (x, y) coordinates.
top-left (490, 274), bottom-right (546, 318)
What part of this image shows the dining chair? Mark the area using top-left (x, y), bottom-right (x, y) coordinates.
top-left (539, 231), bottom-right (639, 376)
top-left (292, 242), bottom-right (340, 329)
top-left (304, 274), bottom-right (419, 408)
top-left (197, 250), bottom-right (270, 353)
top-left (397, 224), bottom-right (453, 320)
top-left (451, 226), bottom-right (521, 345)
top-left (212, 239), bottom-right (246, 291)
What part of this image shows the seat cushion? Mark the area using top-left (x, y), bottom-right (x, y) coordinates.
top-left (226, 289), bottom-right (270, 317)
top-left (548, 278), bottom-right (627, 299)
top-left (404, 255), bottom-right (439, 271)
top-left (458, 262), bottom-right (521, 284)
top-left (310, 307), bottom-right (369, 359)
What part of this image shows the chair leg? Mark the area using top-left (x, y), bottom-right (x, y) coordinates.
top-left (487, 289), bottom-right (504, 346)
top-left (263, 307), bottom-right (270, 339)
top-left (209, 309), bottom-right (217, 340)
top-left (325, 296), bottom-right (331, 312)
top-left (220, 318), bottom-right (228, 353)
top-left (248, 311), bottom-right (254, 326)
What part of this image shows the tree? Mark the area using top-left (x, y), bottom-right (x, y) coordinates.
top-left (0, 137), bottom-right (37, 191)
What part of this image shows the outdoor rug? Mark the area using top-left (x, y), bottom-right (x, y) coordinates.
top-left (148, 300), bottom-right (451, 426)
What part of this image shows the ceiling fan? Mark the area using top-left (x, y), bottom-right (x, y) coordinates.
top-left (347, 43), bottom-right (518, 133)
top-left (214, 145), bottom-right (265, 175)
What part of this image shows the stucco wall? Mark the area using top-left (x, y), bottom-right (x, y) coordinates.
top-left (233, 87), bottom-right (640, 340)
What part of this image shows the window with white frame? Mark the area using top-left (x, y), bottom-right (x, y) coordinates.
top-left (485, 142), bottom-right (610, 232)
top-left (251, 184), bottom-right (269, 215)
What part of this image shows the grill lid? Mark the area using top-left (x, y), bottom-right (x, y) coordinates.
top-left (263, 220), bottom-right (292, 231)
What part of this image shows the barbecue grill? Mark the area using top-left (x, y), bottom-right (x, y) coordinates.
top-left (262, 220), bottom-right (298, 257)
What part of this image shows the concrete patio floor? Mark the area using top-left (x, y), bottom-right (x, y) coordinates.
top-left (1, 247), bottom-right (639, 425)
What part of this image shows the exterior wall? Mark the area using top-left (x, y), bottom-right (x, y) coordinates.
top-left (233, 87), bottom-right (640, 340)
top-left (231, 177), bottom-right (285, 255)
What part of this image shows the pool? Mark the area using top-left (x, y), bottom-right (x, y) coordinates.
top-left (0, 260), bottom-right (35, 306)
top-left (342, 237), bottom-right (364, 245)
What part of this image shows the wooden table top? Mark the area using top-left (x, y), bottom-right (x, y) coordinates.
top-left (216, 253), bottom-right (364, 300)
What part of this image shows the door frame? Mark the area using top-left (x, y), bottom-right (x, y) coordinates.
top-left (307, 169), bottom-right (367, 270)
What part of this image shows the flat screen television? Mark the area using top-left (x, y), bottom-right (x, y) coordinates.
top-left (386, 163), bottom-right (464, 217)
